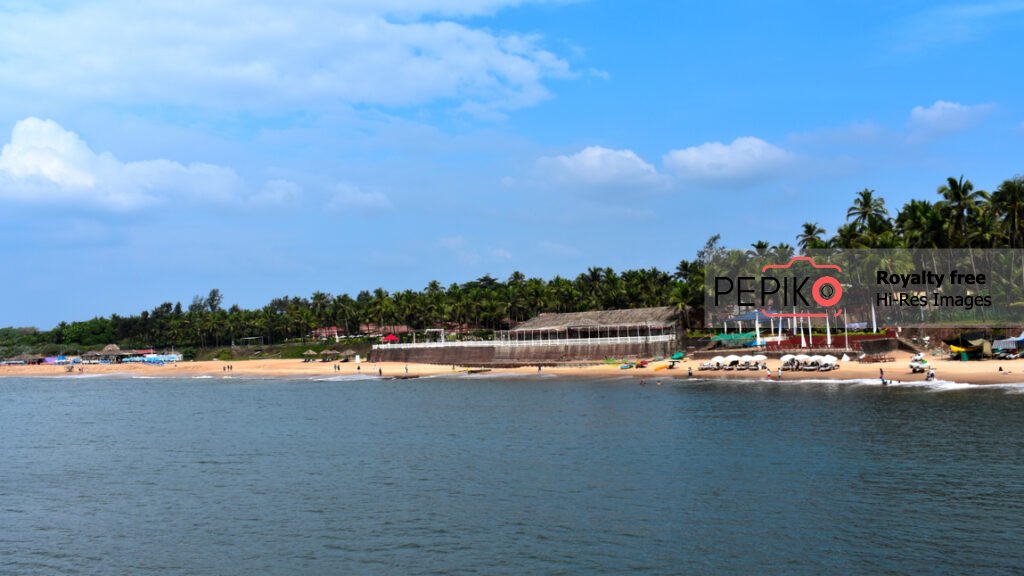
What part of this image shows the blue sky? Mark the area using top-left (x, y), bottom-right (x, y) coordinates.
top-left (1, 0), bottom-right (1022, 328)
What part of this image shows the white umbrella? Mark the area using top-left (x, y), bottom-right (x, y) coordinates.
top-left (753, 354), bottom-right (767, 362)
top-left (724, 355), bottom-right (741, 365)
top-left (808, 355), bottom-right (823, 364)
top-left (739, 355), bottom-right (755, 364)
top-left (779, 354), bottom-right (795, 363)
top-left (822, 354), bottom-right (838, 364)
top-left (711, 356), bottom-right (725, 365)
top-left (794, 354), bottom-right (811, 363)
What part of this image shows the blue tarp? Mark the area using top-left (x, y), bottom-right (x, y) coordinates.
top-left (724, 310), bottom-right (780, 323)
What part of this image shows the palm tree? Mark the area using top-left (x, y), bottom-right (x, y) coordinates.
top-left (771, 243), bottom-right (795, 262)
top-left (797, 222), bottom-right (827, 254)
top-left (895, 199), bottom-right (942, 248)
top-left (846, 188), bottom-right (888, 231)
top-left (937, 175), bottom-right (983, 242)
top-left (992, 176), bottom-right (1024, 248)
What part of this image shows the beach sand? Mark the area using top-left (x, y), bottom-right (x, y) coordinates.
top-left (2, 351), bottom-right (1024, 385)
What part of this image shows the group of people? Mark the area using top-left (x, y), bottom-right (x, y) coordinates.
top-left (221, 365), bottom-right (234, 372)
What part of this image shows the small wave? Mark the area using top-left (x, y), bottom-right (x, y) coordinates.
top-left (191, 375), bottom-right (213, 379)
top-left (310, 374), bottom-right (379, 382)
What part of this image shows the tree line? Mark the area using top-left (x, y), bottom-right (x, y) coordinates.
top-left (2, 174), bottom-right (1021, 355)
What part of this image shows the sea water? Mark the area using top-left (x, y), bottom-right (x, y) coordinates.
top-left (2, 376), bottom-right (1023, 574)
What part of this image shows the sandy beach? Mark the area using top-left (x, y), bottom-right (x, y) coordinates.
top-left (2, 352), bottom-right (1024, 385)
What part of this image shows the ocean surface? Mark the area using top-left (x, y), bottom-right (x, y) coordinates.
top-left (2, 374), bottom-right (1024, 575)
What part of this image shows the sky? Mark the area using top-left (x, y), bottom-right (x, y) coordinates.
top-left (1, 0), bottom-right (1022, 328)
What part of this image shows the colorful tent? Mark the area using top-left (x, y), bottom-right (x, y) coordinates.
top-left (382, 334), bottom-right (400, 343)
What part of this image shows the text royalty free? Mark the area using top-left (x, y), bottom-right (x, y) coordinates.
top-left (876, 270), bottom-right (991, 309)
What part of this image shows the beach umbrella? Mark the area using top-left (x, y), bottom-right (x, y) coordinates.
top-left (302, 349), bottom-right (317, 356)
top-left (739, 355), bottom-right (755, 364)
top-left (752, 354), bottom-right (767, 362)
top-left (382, 334), bottom-right (400, 343)
top-left (779, 354), bottom-right (795, 363)
top-left (821, 354), bottom-right (838, 365)
top-left (710, 356), bottom-right (725, 366)
top-left (724, 355), bottom-right (740, 366)
top-left (794, 354), bottom-right (811, 364)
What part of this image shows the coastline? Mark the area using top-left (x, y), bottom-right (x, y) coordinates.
top-left (3, 351), bottom-right (1024, 385)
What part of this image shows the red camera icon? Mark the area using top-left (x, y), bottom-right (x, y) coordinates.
top-left (760, 256), bottom-right (843, 318)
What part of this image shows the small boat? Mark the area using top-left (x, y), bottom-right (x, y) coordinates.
top-left (466, 368), bottom-right (492, 374)
top-left (654, 365), bottom-right (668, 372)
top-left (620, 364), bottom-right (634, 370)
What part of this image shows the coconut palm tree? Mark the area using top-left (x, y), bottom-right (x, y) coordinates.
top-left (992, 176), bottom-right (1024, 248)
top-left (937, 175), bottom-right (983, 243)
top-left (846, 188), bottom-right (888, 231)
top-left (797, 222), bottom-right (827, 254)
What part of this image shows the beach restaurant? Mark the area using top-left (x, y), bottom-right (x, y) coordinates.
top-left (494, 306), bottom-right (681, 345)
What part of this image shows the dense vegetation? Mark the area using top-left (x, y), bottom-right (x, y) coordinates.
top-left (2, 175), bottom-right (1022, 356)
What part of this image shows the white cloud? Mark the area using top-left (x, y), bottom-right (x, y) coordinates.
top-left (662, 137), bottom-right (792, 185)
top-left (438, 235), bottom-right (480, 264)
top-left (250, 179), bottom-right (302, 205)
top-left (0, 117), bottom-right (241, 210)
top-left (0, 1), bottom-right (572, 116)
top-left (539, 146), bottom-right (664, 189)
top-left (491, 248), bottom-right (513, 260)
top-left (327, 183), bottom-right (392, 210)
top-left (894, 2), bottom-right (1024, 51)
top-left (907, 100), bottom-right (994, 139)
top-left (538, 240), bottom-right (578, 258)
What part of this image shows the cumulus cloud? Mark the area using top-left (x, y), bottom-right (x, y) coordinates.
top-left (250, 179), bottom-right (302, 205)
top-left (662, 137), bottom-right (792, 185)
top-left (539, 146), bottom-right (664, 189)
top-left (907, 100), bottom-right (994, 139)
top-left (327, 183), bottom-right (392, 210)
top-left (0, 1), bottom-right (572, 116)
top-left (0, 117), bottom-right (241, 210)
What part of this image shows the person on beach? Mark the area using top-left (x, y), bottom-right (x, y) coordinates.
top-left (405, 364), bottom-right (409, 374)
top-left (687, 366), bottom-right (692, 378)
top-left (777, 366), bottom-right (783, 380)
top-left (765, 367), bottom-right (771, 380)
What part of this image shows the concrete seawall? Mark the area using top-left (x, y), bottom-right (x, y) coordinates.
top-left (369, 340), bottom-right (677, 366)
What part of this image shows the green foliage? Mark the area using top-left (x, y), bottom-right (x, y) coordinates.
top-left (3, 174), bottom-right (1023, 356)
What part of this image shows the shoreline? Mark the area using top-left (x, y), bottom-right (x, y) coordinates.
top-left (3, 352), bottom-right (1024, 385)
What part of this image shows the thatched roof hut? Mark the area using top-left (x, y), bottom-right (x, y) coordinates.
top-left (302, 349), bottom-right (318, 356)
top-left (319, 349), bottom-right (340, 357)
top-left (10, 353), bottom-right (44, 364)
top-left (512, 306), bottom-right (680, 331)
